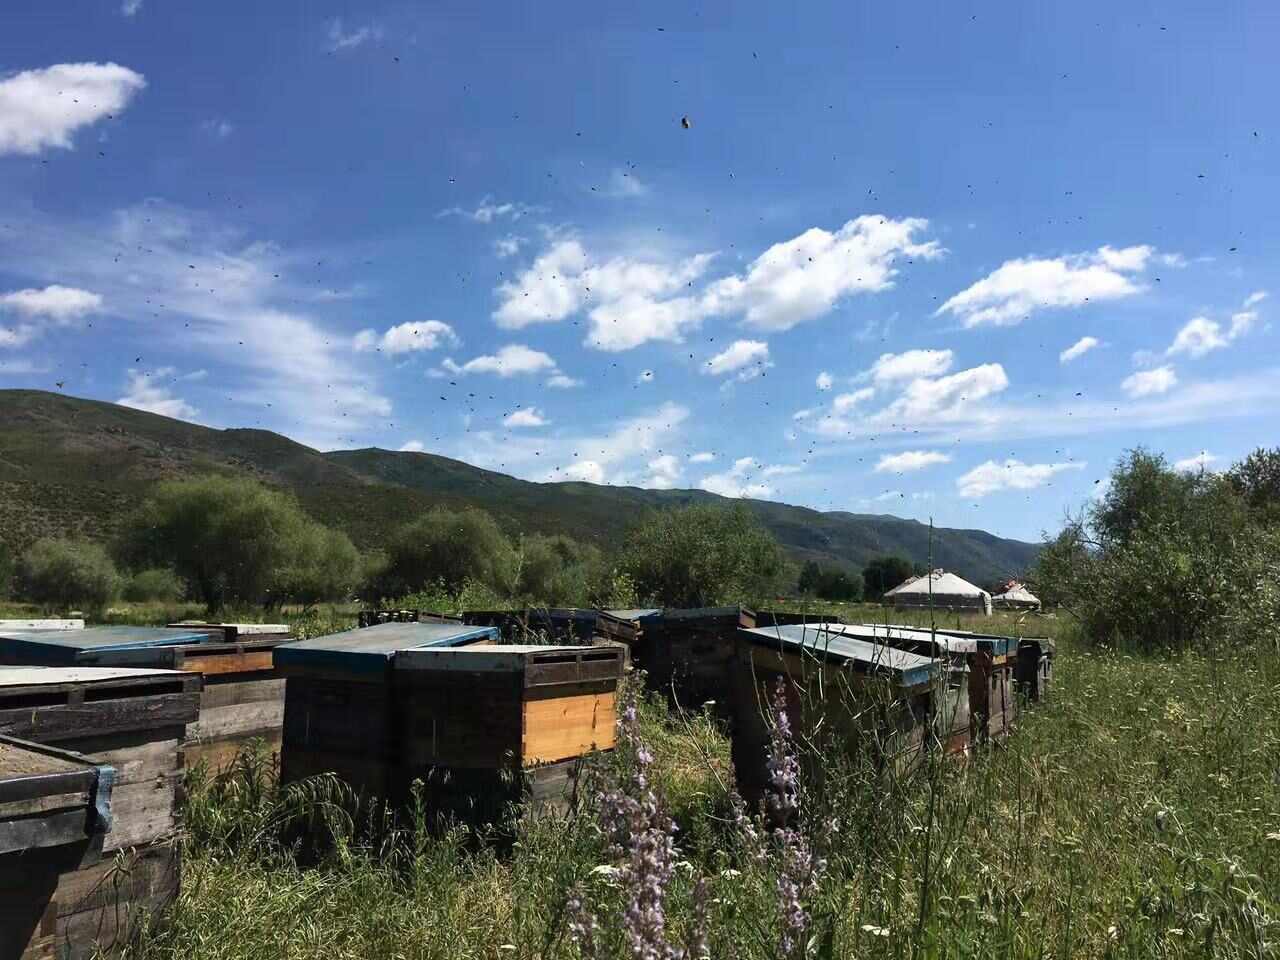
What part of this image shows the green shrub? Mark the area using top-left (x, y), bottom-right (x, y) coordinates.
top-left (862, 555), bottom-right (916, 600)
top-left (379, 506), bottom-right (516, 597)
top-left (619, 504), bottom-right (791, 607)
top-left (513, 533), bottom-right (605, 606)
top-left (18, 538), bottom-right (120, 612)
top-left (123, 567), bottom-right (186, 602)
top-left (798, 560), bottom-right (863, 601)
top-left (120, 475), bottom-right (356, 611)
top-left (0, 539), bottom-right (13, 600)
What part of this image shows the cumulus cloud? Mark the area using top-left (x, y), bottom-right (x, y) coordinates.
top-left (493, 215), bottom-right (940, 351)
top-left (704, 339), bottom-right (771, 380)
top-left (689, 451), bottom-right (715, 463)
top-left (0, 62), bottom-right (146, 156)
top-left (869, 349), bottom-right (953, 383)
top-left (439, 197), bottom-right (538, 224)
top-left (956, 458), bottom-right (1085, 498)
top-left (503, 407), bottom-right (549, 428)
top-left (353, 320), bottom-right (458, 354)
top-left (646, 454), bottom-right (681, 489)
top-left (701, 216), bottom-right (943, 332)
top-left (546, 373), bottom-right (582, 389)
top-left (1122, 365), bottom-right (1178, 398)
top-left (938, 245), bottom-right (1156, 327)
top-left (1174, 451), bottom-right (1217, 472)
top-left (603, 168), bottom-right (647, 198)
top-left (539, 402), bottom-right (688, 485)
top-left (1059, 336), bottom-right (1100, 364)
top-left (494, 235), bottom-right (526, 258)
top-left (121, 0), bottom-right (143, 15)
top-left (699, 457), bottom-right (776, 499)
top-left (116, 368), bottom-right (199, 420)
top-left (443, 343), bottom-right (557, 377)
top-left (0, 285), bottom-right (103, 348)
top-left (326, 19), bottom-right (384, 51)
top-left (1243, 290), bottom-right (1268, 309)
top-left (874, 450), bottom-right (952, 474)
top-left (399, 440), bottom-right (426, 452)
top-left (831, 388), bottom-right (876, 415)
top-left (815, 371), bottom-right (833, 391)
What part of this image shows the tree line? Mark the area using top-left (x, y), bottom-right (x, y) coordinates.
top-left (5, 474), bottom-right (920, 614)
top-left (1032, 446), bottom-right (1280, 652)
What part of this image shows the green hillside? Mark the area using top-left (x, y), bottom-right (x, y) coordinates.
top-left (0, 390), bottom-right (1040, 584)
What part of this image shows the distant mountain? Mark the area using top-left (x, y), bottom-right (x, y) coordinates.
top-left (0, 390), bottom-right (1041, 585)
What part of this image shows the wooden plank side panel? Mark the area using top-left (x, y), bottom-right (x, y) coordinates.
top-left (397, 674), bottom-right (524, 770)
top-left (0, 694), bottom-right (200, 745)
top-left (522, 692), bottom-right (616, 765)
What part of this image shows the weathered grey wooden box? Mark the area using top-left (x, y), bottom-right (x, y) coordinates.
top-left (730, 624), bottom-right (942, 805)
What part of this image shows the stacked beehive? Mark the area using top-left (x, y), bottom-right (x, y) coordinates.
top-left (0, 665), bottom-right (200, 958)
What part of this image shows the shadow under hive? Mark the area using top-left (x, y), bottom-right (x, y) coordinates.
top-left (730, 624), bottom-right (943, 807)
top-left (0, 667), bottom-right (198, 959)
top-left (393, 643), bottom-right (624, 819)
top-left (274, 621), bottom-right (498, 801)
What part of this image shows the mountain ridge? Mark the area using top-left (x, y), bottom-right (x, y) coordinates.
top-left (0, 390), bottom-right (1041, 585)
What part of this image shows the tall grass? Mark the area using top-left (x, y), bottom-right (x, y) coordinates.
top-left (124, 621), bottom-right (1278, 960)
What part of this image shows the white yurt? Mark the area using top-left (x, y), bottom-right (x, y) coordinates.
top-left (992, 581), bottom-right (1041, 611)
top-left (885, 569), bottom-right (992, 615)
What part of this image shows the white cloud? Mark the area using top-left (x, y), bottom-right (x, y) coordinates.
top-left (494, 235), bottom-right (526, 258)
top-left (938, 245), bottom-right (1155, 327)
top-left (0, 284), bottom-right (102, 321)
top-left (1122, 365), bottom-right (1178, 398)
top-left (870, 349), bottom-right (953, 383)
top-left (538, 402), bottom-right (688, 485)
top-left (646, 454), bottom-right (681, 489)
top-left (353, 320), bottom-right (458, 354)
top-left (445, 343), bottom-right (557, 377)
top-left (872, 490), bottom-right (905, 502)
top-left (701, 215), bottom-right (942, 332)
top-left (121, 0), bottom-right (142, 15)
top-left (504, 407), bottom-right (549, 428)
top-left (1167, 317), bottom-right (1226, 357)
top-left (1174, 451), bottom-right (1217, 473)
top-left (0, 199), bottom-right (391, 447)
top-left (874, 450), bottom-right (952, 474)
top-left (699, 457), bottom-right (775, 499)
top-left (201, 118), bottom-right (234, 139)
top-left (956, 458), bottom-right (1085, 498)
top-left (831, 387), bottom-right (876, 415)
top-left (399, 440), bottom-right (426, 452)
top-left (0, 325), bottom-right (38, 349)
top-left (1228, 310), bottom-right (1257, 339)
top-left (1059, 336), bottom-right (1100, 364)
top-left (439, 197), bottom-right (537, 224)
top-left (688, 451), bottom-right (715, 463)
top-left (603, 168), bottom-right (648, 198)
top-left (116, 368), bottom-right (199, 420)
top-left (0, 62), bottom-right (146, 156)
top-left (815, 371), bottom-right (833, 391)
top-left (546, 373), bottom-right (582, 389)
top-left (326, 19), bottom-right (384, 51)
top-left (1243, 290), bottom-right (1268, 309)
top-left (493, 215), bottom-right (939, 351)
top-left (704, 339), bottom-right (770, 379)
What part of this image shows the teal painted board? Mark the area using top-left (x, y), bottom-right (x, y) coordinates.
top-left (273, 621), bottom-right (498, 675)
top-left (0, 627), bottom-right (214, 667)
top-left (739, 624), bottom-right (940, 688)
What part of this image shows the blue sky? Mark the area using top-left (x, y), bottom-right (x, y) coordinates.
top-left (1, 0), bottom-right (1277, 542)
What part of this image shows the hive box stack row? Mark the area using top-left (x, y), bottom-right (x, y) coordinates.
top-left (275, 621), bottom-right (624, 817)
top-left (0, 665), bottom-right (200, 959)
top-left (0, 625), bottom-right (295, 774)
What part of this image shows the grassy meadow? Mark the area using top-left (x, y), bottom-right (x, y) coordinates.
top-left (23, 605), bottom-right (1258, 960)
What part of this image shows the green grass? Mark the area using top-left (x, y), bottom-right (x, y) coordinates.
top-left (115, 618), bottom-right (1278, 960)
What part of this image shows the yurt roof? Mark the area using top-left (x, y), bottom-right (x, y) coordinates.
top-left (887, 570), bottom-right (989, 598)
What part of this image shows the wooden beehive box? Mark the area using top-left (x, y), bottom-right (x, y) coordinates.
top-left (393, 644), bottom-right (623, 817)
top-left (273, 621), bottom-right (498, 799)
top-left (754, 610), bottom-right (845, 628)
top-left (0, 667), bottom-right (194, 959)
top-left (0, 667), bottom-right (200, 854)
top-left (730, 624), bottom-right (942, 804)
top-left (656, 606), bottom-right (756, 714)
top-left (462, 608), bottom-right (601, 644)
top-left (850, 624), bottom-right (1019, 746)
top-left (2, 625), bottom-right (292, 773)
top-left (1015, 637), bottom-right (1055, 701)
top-left (0, 735), bottom-right (117, 960)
